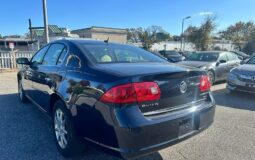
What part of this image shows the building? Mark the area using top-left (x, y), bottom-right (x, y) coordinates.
top-left (151, 40), bottom-right (237, 52)
top-left (71, 26), bottom-right (128, 43)
top-left (0, 35), bottom-right (37, 51)
top-left (32, 25), bottom-right (78, 45)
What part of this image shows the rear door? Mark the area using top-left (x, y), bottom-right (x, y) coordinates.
top-left (30, 43), bottom-right (67, 111)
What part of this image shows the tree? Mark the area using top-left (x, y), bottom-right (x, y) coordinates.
top-left (219, 21), bottom-right (255, 50)
top-left (0, 34), bottom-right (2, 38)
top-left (156, 32), bottom-right (172, 42)
top-left (243, 40), bottom-right (255, 55)
top-left (127, 25), bottom-right (171, 50)
top-left (140, 31), bottom-right (153, 50)
top-left (185, 16), bottom-right (216, 50)
top-left (146, 25), bottom-right (164, 42)
top-left (127, 27), bottom-right (144, 43)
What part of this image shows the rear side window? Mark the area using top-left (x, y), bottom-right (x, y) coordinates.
top-left (66, 55), bottom-right (81, 68)
top-left (81, 44), bottom-right (165, 63)
top-left (31, 45), bottom-right (49, 65)
top-left (43, 43), bottom-right (66, 65)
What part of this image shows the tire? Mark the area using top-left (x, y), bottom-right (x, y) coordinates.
top-left (52, 100), bottom-right (85, 157)
top-left (18, 80), bottom-right (29, 103)
top-left (207, 70), bottom-right (215, 85)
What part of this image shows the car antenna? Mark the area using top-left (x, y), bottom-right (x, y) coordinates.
top-left (104, 37), bottom-right (109, 44)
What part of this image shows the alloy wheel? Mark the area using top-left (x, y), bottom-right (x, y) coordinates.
top-left (207, 71), bottom-right (215, 85)
top-left (54, 108), bottom-right (68, 149)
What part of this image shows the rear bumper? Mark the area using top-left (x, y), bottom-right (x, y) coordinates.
top-left (83, 93), bottom-right (215, 159)
top-left (117, 103), bottom-right (215, 159)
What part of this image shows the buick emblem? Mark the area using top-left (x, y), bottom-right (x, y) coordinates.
top-left (180, 81), bottom-right (187, 94)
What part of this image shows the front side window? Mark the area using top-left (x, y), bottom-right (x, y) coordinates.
top-left (43, 43), bottom-right (66, 65)
top-left (30, 45), bottom-right (49, 65)
top-left (81, 44), bottom-right (166, 63)
top-left (218, 53), bottom-right (228, 62)
top-left (226, 52), bottom-right (238, 61)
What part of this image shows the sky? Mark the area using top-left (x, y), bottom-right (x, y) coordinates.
top-left (0, 0), bottom-right (255, 36)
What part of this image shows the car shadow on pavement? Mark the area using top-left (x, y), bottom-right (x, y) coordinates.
top-left (212, 88), bottom-right (255, 111)
top-left (0, 93), bottom-right (163, 160)
top-left (81, 147), bottom-right (163, 160)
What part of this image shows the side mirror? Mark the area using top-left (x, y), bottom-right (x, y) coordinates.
top-left (238, 56), bottom-right (244, 60)
top-left (16, 58), bottom-right (30, 65)
top-left (219, 60), bottom-right (227, 64)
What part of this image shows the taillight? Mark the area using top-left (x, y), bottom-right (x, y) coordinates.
top-left (134, 82), bottom-right (161, 102)
top-left (100, 82), bottom-right (161, 104)
top-left (200, 75), bottom-right (211, 92)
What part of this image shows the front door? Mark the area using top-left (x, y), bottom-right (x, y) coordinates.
top-left (23, 45), bottom-right (50, 98)
top-left (31, 43), bottom-right (67, 111)
top-left (226, 52), bottom-right (241, 72)
top-left (216, 52), bottom-right (228, 80)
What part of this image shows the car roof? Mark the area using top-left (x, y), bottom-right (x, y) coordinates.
top-left (195, 51), bottom-right (223, 54)
top-left (52, 39), bottom-right (125, 46)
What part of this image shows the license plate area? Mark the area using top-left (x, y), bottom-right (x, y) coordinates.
top-left (178, 117), bottom-right (194, 137)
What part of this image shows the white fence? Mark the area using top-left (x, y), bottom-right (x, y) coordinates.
top-left (0, 51), bottom-right (35, 69)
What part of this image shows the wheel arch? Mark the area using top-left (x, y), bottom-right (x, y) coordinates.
top-left (49, 93), bottom-right (66, 117)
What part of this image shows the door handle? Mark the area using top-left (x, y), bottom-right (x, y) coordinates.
top-left (27, 71), bottom-right (32, 76)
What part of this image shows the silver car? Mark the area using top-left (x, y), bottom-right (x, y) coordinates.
top-left (227, 55), bottom-right (255, 93)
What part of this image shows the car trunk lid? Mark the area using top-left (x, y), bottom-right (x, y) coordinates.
top-left (133, 70), bottom-right (206, 114)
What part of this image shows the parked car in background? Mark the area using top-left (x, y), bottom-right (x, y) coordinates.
top-left (16, 40), bottom-right (215, 159)
top-left (158, 50), bottom-right (184, 62)
top-left (231, 51), bottom-right (250, 60)
top-left (178, 51), bottom-right (241, 84)
top-left (179, 51), bottom-right (192, 59)
top-left (227, 54), bottom-right (255, 93)
top-left (151, 51), bottom-right (168, 60)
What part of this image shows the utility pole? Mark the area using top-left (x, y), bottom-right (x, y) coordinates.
top-left (180, 16), bottom-right (191, 51)
top-left (42, 0), bottom-right (49, 43)
top-left (28, 19), bottom-right (33, 41)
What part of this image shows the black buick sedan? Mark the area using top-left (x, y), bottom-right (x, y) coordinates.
top-left (17, 40), bottom-right (215, 159)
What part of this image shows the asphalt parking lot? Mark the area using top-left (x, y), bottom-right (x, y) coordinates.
top-left (0, 72), bottom-right (255, 160)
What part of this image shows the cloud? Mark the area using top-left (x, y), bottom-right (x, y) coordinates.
top-left (192, 12), bottom-right (214, 17)
top-left (198, 12), bottom-right (214, 16)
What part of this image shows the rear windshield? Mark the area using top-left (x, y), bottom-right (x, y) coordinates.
top-left (186, 52), bottom-right (219, 62)
top-left (81, 44), bottom-right (166, 63)
top-left (247, 56), bottom-right (255, 64)
top-left (165, 51), bottom-right (181, 56)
